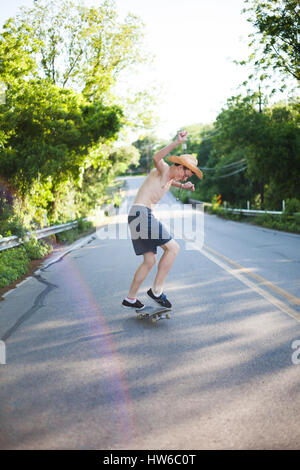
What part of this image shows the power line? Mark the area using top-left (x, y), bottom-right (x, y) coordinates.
top-left (217, 165), bottom-right (248, 178)
top-left (200, 158), bottom-right (247, 171)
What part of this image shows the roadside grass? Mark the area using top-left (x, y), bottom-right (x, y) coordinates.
top-left (205, 205), bottom-right (300, 234)
top-left (0, 219), bottom-right (95, 296)
top-left (170, 188), bottom-right (300, 235)
top-left (0, 179), bottom-right (124, 295)
top-left (0, 237), bottom-right (52, 289)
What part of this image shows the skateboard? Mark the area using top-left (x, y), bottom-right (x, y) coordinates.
top-left (136, 305), bottom-right (171, 324)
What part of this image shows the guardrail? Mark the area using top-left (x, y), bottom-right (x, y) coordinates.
top-left (188, 198), bottom-right (209, 206)
top-left (188, 198), bottom-right (292, 216)
top-left (0, 235), bottom-right (20, 252)
top-left (0, 220), bottom-right (79, 252)
top-left (0, 198), bottom-right (116, 253)
top-left (221, 208), bottom-right (282, 217)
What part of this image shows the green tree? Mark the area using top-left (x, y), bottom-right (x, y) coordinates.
top-left (212, 95), bottom-right (270, 205)
top-left (241, 0), bottom-right (300, 86)
top-left (0, 17), bottom-right (40, 86)
top-left (17, 0), bottom-right (146, 98)
top-left (0, 0), bottom-right (149, 223)
top-left (167, 123), bottom-right (214, 158)
top-left (0, 79), bottom-right (122, 191)
top-left (0, 20), bottom-right (123, 221)
top-left (210, 96), bottom-right (300, 209)
top-left (132, 135), bottom-right (160, 172)
top-left (263, 101), bottom-right (300, 208)
top-left (11, 0), bottom-right (157, 133)
top-left (109, 145), bottom-right (140, 175)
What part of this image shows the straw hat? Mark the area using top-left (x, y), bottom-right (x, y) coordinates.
top-left (168, 154), bottom-right (203, 180)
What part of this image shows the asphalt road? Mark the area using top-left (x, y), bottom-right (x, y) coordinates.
top-left (0, 176), bottom-right (300, 450)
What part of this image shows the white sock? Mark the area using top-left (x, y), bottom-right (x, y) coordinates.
top-left (152, 288), bottom-right (162, 297)
top-left (125, 297), bottom-right (136, 304)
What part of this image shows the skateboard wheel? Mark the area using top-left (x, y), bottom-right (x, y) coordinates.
top-left (152, 317), bottom-right (157, 324)
top-left (138, 314), bottom-right (143, 319)
top-left (166, 313), bottom-right (171, 319)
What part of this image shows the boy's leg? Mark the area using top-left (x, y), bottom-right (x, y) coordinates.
top-left (152, 239), bottom-right (179, 296)
top-left (128, 251), bottom-right (156, 299)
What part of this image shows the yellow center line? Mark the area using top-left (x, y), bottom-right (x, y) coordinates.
top-left (204, 245), bottom-right (300, 308)
top-left (190, 242), bottom-right (300, 323)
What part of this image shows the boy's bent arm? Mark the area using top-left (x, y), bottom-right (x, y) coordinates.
top-left (171, 181), bottom-right (183, 188)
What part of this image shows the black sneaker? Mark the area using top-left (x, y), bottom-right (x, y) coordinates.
top-left (122, 299), bottom-right (145, 310)
top-left (147, 288), bottom-right (172, 308)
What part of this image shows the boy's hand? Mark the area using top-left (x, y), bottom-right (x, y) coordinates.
top-left (182, 181), bottom-right (195, 191)
top-left (176, 130), bottom-right (188, 144)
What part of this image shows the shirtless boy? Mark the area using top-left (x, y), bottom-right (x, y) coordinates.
top-left (122, 130), bottom-right (203, 310)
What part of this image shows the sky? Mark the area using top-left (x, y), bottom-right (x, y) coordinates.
top-left (0, 0), bottom-right (255, 140)
top-left (112, 0), bottom-right (254, 139)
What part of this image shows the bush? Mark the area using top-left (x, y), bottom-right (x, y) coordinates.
top-left (253, 212), bottom-right (300, 234)
top-left (294, 213), bottom-right (300, 224)
top-left (0, 246), bottom-right (29, 287)
top-left (0, 237), bottom-right (52, 288)
top-left (77, 218), bottom-right (93, 232)
top-left (0, 213), bottom-right (28, 238)
top-left (55, 227), bottom-right (79, 244)
top-left (23, 236), bottom-right (52, 260)
top-left (254, 213), bottom-right (274, 226)
top-left (113, 192), bottom-right (122, 208)
top-left (55, 218), bottom-right (94, 244)
top-left (284, 198), bottom-right (300, 215)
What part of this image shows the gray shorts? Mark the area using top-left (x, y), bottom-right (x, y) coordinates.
top-left (128, 205), bottom-right (172, 256)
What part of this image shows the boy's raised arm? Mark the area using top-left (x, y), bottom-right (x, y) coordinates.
top-left (153, 131), bottom-right (188, 173)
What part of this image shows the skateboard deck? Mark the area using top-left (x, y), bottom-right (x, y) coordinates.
top-left (136, 305), bottom-right (171, 323)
